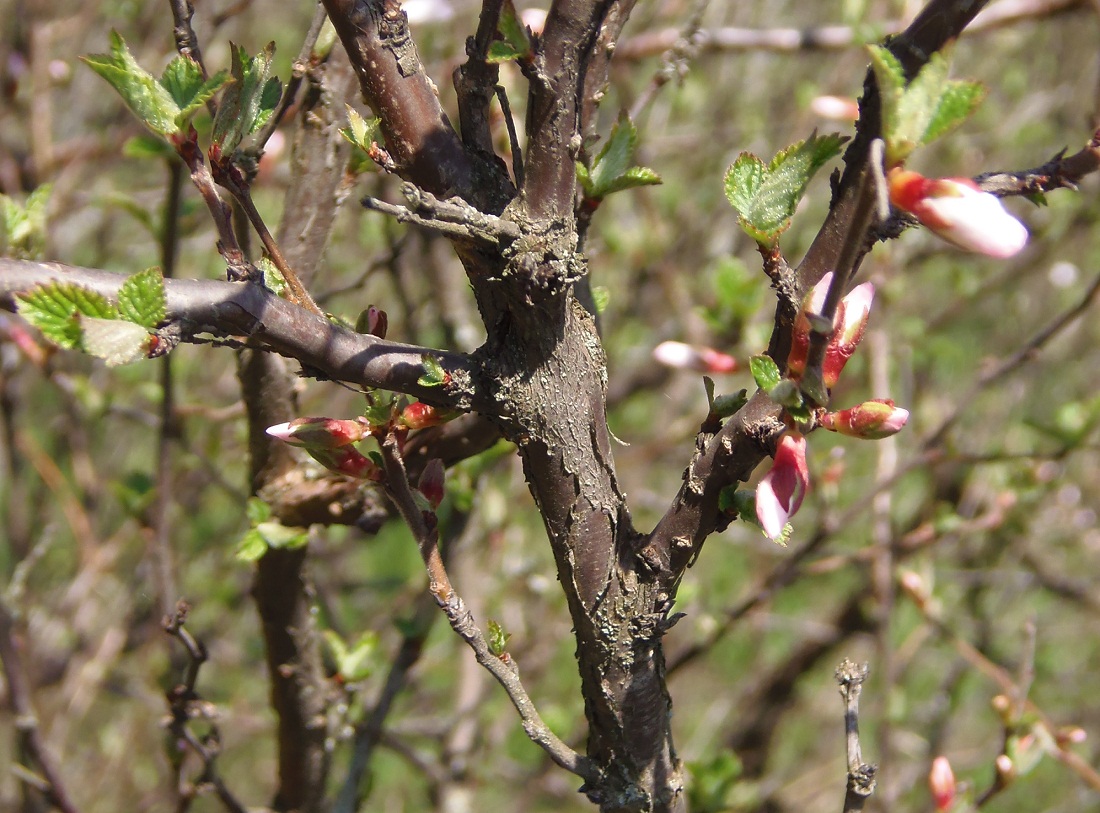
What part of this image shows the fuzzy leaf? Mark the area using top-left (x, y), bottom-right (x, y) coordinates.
top-left (867, 45), bottom-right (906, 153)
top-left (255, 520), bottom-right (309, 550)
top-left (16, 282), bottom-right (117, 350)
top-left (236, 529), bottom-right (268, 562)
top-left (487, 619), bottom-right (511, 657)
top-left (922, 80), bottom-right (985, 144)
top-left (211, 42), bottom-right (278, 155)
top-left (727, 133), bottom-right (845, 242)
top-left (81, 31), bottom-right (182, 136)
top-left (258, 256), bottom-right (288, 297)
top-left (159, 57), bottom-right (229, 129)
top-left (749, 354), bottom-right (782, 393)
top-left (117, 267), bottom-right (166, 328)
top-left (340, 105), bottom-right (382, 152)
top-left (585, 117), bottom-right (640, 199)
top-left (81, 317), bottom-right (152, 366)
top-left (498, 0), bottom-right (532, 60)
top-left (418, 355), bottom-right (447, 387)
top-left (0, 183), bottom-right (52, 260)
top-left (122, 134), bottom-right (178, 161)
top-left (598, 165), bottom-right (663, 197)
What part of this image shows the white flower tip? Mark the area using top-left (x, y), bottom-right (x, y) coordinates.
top-left (810, 95), bottom-right (860, 122)
top-left (265, 422), bottom-right (294, 441)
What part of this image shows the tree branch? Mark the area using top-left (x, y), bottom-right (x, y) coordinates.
top-left (0, 258), bottom-right (490, 413)
top-left (836, 659), bottom-right (876, 813)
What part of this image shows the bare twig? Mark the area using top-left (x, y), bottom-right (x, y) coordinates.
top-left (836, 659), bottom-right (876, 813)
top-left (361, 183), bottom-right (521, 245)
top-left (615, 0), bottom-right (1086, 60)
top-left (163, 602), bottom-right (249, 813)
top-left (0, 596), bottom-right (81, 813)
top-left (377, 433), bottom-right (597, 782)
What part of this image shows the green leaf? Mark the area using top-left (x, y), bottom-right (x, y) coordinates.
top-left (418, 355), bottom-right (447, 388)
top-left (81, 317), bottom-right (152, 366)
top-left (486, 41), bottom-right (524, 64)
top-left (749, 354), bottom-right (781, 393)
top-left (81, 31), bottom-right (182, 136)
top-left (16, 282), bottom-right (117, 350)
top-left (246, 496), bottom-right (272, 524)
top-left (591, 286), bottom-right (610, 314)
top-left (211, 42), bottom-right (279, 155)
top-left (340, 105), bottom-right (382, 152)
top-left (236, 529), bottom-right (268, 562)
top-left (711, 389), bottom-right (748, 419)
top-left (258, 256), bottom-right (288, 297)
top-left (0, 183), bottom-right (52, 260)
top-left (725, 134), bottom-right (845, 243)
top-left (582, 117), bottom-right (660, 201)
top-left (337, 632), bottom-right (378, 682)
top-left (723, 152), bottom-right (766, 216)
top-left (255, 520), bottom-right (309, 550)
top-left (159, 57), bottom-right (229, 129)
top-left (922, 80), bottom-right (985, 144)
top-left (499, 0), bottom-right (533, 58)
top-left (870, 44), bottom-right (985, 164)
top-left (117, 267), bottom-right (166, 328)
top-left (487, 619), bottom-right (511, 657)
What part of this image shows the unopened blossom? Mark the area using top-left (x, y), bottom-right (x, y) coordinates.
top-left (418, 458), bottom-right (446, 509)
top-left (889, 169), bottom-right (1028, 258)
top-left (756, 431), bottom-right (809, 540)
top-left (400, 402), bottom-right (446, 431)
top-left (305, 445), bottom-right (383, 480)
top-left (810, 95), bottom-right (860, 122)
top-left (929, 756), bottom-right (956, 812)
top-left (820, 399), bottom-right (909, 439)
top-left (786, 272), bottom-right (874, 388)
top-left (653, 340), bottom-right (738, 373)
top-left (266, 417), bottom-right (366, 449)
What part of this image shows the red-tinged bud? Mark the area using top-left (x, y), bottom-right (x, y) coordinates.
top-left (305, 446), bottom-right (383, 480)
top-left (417, 458), bottom-right (445, 509)
top-left (756, 431), bottom-right (809, 540)
top-left (400, 402), bottom-right (445, 431)
top-left (787, 274), bottom-right (874, 387)
top-left (652, 340), bottom-right (738, 374)
top-left (929, 756), bottom-right (956, 812)
top-left (995, 754), bottom-right (1015, 783)
top-left (889, 168), bottom-right (1028, 258)
top-left (820, 399), bottom-right (909, 439)
top-left (365, 306), bottom-right (387, 338)
top-left (266, 417), bottom-right (366, 449)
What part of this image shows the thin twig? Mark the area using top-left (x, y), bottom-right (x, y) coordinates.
top-left (377, 434), bottom-right (597, 782)
top-left (362, 183), bottom-right (522, 245)
top-left (495, 84), bottom-right (524, 188)
top-left (836, 659), bottom-right (876, 813)
top-left (0, 596), bottom-right (81, 813)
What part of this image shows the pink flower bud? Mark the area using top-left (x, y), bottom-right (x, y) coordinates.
top-left (266, 417), bottom-right (367, 449)
top-left (820, 399), bottom-right (909, 439)
top-left (929, 756), bottom-right (956, 812)
top-left (305, 445), bottom-right (383, 480)
top-left (995, 754), bottom-right (1015, 782)
top-left (810, 95), bottom-right (860, 122)
top-left (787, 273), bottom-right (874, 388)
top-left (400, 402), bottom-right (444, 431)
top-left (417, 458), bottom-right (445, 509)
top-left (755, 431), bottom-right (809, 540)
top-left (653, 340), bottom-right (738, 373)
top-left (889, 169), bottom-right (1027, 258)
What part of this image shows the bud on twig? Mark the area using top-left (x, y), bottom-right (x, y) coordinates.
top-left (653, 340), bottom-right (738, 374)
top-left (755, 431), bottom-right (809, 540)
top-left (820, 399), bottom-right (909, 439)
top-left (266, 417), bottom-right (367, 449)
top-left (888, 169), bottom-right (1028, 257)
top-left (929, 756), bottom-right (956, 811)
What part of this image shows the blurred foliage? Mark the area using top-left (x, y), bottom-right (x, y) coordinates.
top-left (2, 1), bottom-right (1100, 812)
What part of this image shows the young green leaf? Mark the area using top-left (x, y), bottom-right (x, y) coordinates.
top-left (255, 520), bottom-right (309, 550)
top-left (486, 0), bottom-right (533, 63)
top-left (578, 116), bottom-right (662, 200)
top-left (211, 42), bottom-right (280, 156)
top-left (487, 619), bottom-right (511, 657)
top-left (748, 354), bottom-right (782, 393)
top-left (336, 632), bottom-right (378, 682)
top-left (236, 528), bottom-right (268, 562)
top-left (246, 496), bottom-right (272, 525)
top-left (82, 31), bottom-right (182, 136)
top-left (117, 267), bottom-right (167, 328)
top-left (258, 256), bottom-right (288, 297)
top-left (418, 355), bottom-right (447, 387)
top-left (16, 282), bottom-right (118, 350)
top-left (870, 44), bottom-right (985, 165)
top-left (159, 56), bottom-right (229, 131)
top-left (725, 134), bottom-right (845, 243)
top-left (0, 183), bottom-right (52, 260)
